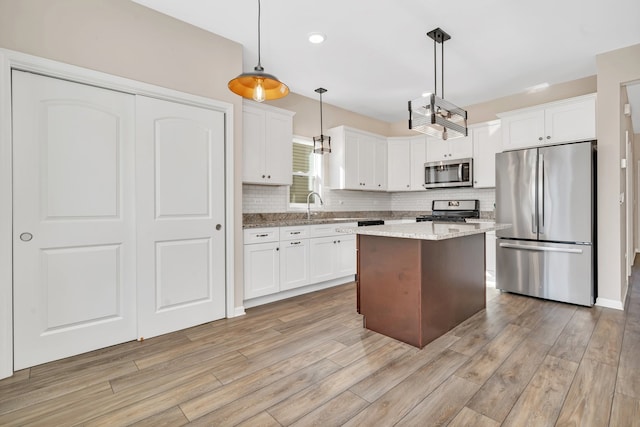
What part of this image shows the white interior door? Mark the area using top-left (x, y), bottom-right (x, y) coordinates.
top-left (12, 71), bottom-right (136, 370)
top-left (135, 96), bottom-right (226, 339)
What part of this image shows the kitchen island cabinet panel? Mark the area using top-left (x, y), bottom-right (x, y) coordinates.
top-left (358, 232), bottom-right (486, 348)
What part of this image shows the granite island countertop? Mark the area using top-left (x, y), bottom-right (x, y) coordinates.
top-left (242, 211), bottom-right (495, 229)
top-left (337, 221), bottom-right (510, 241)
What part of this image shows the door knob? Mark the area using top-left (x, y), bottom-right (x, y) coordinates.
top-left (20, 232), bottom-right (33, 242)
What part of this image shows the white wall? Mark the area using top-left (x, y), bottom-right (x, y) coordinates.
top-left (596, 43), bottom-right (640, 309)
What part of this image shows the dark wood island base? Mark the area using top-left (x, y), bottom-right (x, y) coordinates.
top-left (358, 233), bottom-right (486, 348)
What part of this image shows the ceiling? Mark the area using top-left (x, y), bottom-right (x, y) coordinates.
top-left (132, 0), bottom-right (640, 127)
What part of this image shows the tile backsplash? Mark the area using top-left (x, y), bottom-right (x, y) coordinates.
top-left (243, 184), bottom-right (495, 215)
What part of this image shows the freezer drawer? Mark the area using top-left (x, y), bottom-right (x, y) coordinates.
top-left (496, 239), bottom-right (593, 306)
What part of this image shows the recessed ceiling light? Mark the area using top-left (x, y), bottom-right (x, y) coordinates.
top-left (308, 33), bottom-right (326, 44)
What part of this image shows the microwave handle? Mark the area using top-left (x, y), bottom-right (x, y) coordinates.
top-left (458, 163), bottom-right (463, 181)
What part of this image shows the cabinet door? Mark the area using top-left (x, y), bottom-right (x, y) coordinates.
top-left (344, 131), bottom-right (360, 189)
top-left (244, 241), bottom-right (279, 299)
top-left (544, 96), bottom-right (596, 144)
top-left (358, 136), bottom-right (376, 189)
top-left (501, 109), bottom-right (545, 150)
top-left (335, 234), bottom-right (357, 277)
top-left (450, 134), bottom-right (473, 159)
top-left (387, 139), bottom-right (411, 191)
top-left (309, 236), bottom-right (338, 282)
top-left (280, 239), bottom-right (309, 290)
top-left (425, 137), bottom-right (450, 161)
top-left (374, 137), bottom-right (388, 191)
top-left (472, 121), bottom-right (501, 188)
top-left (265, 111), bottom-right (293, 185)
top-left (242, 106), bottom-right (266, 183)
top-left (410, 136), bottom-right (427, 190)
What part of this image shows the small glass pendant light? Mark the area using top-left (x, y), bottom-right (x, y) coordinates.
top-left (228, 0), bottom-right (289, 102)
top-left (313, 88), bottom-right (331, 154)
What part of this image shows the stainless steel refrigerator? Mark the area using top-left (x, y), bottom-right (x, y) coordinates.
top-left (495, 141), bottom-right (596, 306)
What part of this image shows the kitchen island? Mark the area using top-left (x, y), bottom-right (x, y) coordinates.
top-left (338, 221), bottom-right (510, 348)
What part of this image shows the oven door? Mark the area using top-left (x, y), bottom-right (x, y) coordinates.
top-left (424, 158), bottom-right (473, 188)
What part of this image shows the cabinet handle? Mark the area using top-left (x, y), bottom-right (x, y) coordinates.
top-left (406, 184), bottom-right (410, 188)
top-left (276, 247), bottom-right (279, 251)
top-left (256, 233), bottom-right (269, 237)
top-left (546, 136), bottom-right (551, 140)
top-left (333, 240), bottom-right (337, 244)
top-left (268, 175), bottom-right (271, 178)
top-left (262, 174), bottom-right (266, 178)
top-left (291, 241), bottom-right (301, 245)
top-left (538, 137), bottom-right (543, 141)
top-left (337, 240), bottom-right (341, 243)
top-left (291, 231), bottom-right (301, 235)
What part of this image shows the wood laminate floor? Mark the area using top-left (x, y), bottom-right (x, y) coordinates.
top-left (2, 270), bottom-right (640, 426)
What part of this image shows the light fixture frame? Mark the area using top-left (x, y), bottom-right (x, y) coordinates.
top-left (409, 27), bottom-right (467, 140)
top-left (313, 88), bottom-right (331, 154)
top-left (228, 0), bottom-right (289, 102)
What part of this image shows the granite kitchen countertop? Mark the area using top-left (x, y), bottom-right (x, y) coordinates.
top-left (337, 221), bottom-right (510, 241)
top-left (243, 211), bottom-right (495, 229)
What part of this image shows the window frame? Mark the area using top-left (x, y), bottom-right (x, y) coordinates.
top-left (288, 135), bottom-right (323, 210)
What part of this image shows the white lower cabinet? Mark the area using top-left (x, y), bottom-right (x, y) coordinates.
top-left (335, 234), bottom-right (357, 277)
top-left (309, 236), bottom-right (339, 283)
top-left (280, 238), bottom-right (310, 291)
top-left (244, 240), bottom-right (280, 299)
top-left (244, 223), bottom-right (357, 302)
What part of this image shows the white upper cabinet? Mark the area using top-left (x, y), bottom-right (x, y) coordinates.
top-left (242, 101), bottom-right (295, 185)
top-left (425, 134), bottom-right (473, 162)
top-left (471, 120), bottom-right (502, 188)
top-left (387, 136), bottom-right (427, 192)
top-left (498, 94), bottom-right (596, 151)
top-left (326, 126), bottom-right (387, 191)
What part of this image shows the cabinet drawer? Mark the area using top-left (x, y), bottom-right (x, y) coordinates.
top-left (309, 222), bottom-right (357, 238)
top-left (244, 227), bottom-right (279, 244)
top-left (280, 225), bottom-right (309, 240)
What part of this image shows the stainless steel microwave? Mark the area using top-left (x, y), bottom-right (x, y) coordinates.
top-left (424, 158), bottom-right (473, 189)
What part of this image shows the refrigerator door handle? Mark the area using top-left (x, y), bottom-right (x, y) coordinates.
top-left (531, 155), bottom-right (538, 234)
top-left (538, 153), bottom-right (545, 234)
top-left (499, 242), bottom-right (583, 254)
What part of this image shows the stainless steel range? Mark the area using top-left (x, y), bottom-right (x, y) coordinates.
top-left (416, 200), bottom-right (480, 222)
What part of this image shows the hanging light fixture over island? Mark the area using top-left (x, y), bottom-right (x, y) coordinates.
top-left (409, 28), bottom-right (467, 140)
top-left (313, 88), bottom-right (331, 154)
top-left (228, 0), bottom-right (289, 102)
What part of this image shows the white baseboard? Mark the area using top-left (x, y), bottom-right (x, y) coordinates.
top-left (595, 297), bottom-right (624, 310)
top-left (231, 306), bottom-right (246, 318)
top-left (244, 276), bottom-right (355, 309)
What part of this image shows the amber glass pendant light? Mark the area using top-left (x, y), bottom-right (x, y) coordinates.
top-left (228, 0), bottom-right (289, 102)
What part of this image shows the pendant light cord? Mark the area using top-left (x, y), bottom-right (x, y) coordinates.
top-left (319, 91), bottom-right (324, 136)
top-left (433, 37), bottom-right (437, 97)
top-left (256, 0), bottom-right (262, 70)
top-left (441, 39), bottom-right (445, 99)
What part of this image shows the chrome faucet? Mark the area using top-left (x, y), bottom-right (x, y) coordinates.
top-left (306, 191), bottom-right (324, 220)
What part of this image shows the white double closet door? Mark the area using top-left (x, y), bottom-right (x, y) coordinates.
top-left (12, 71), bottom-right (226, 370)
